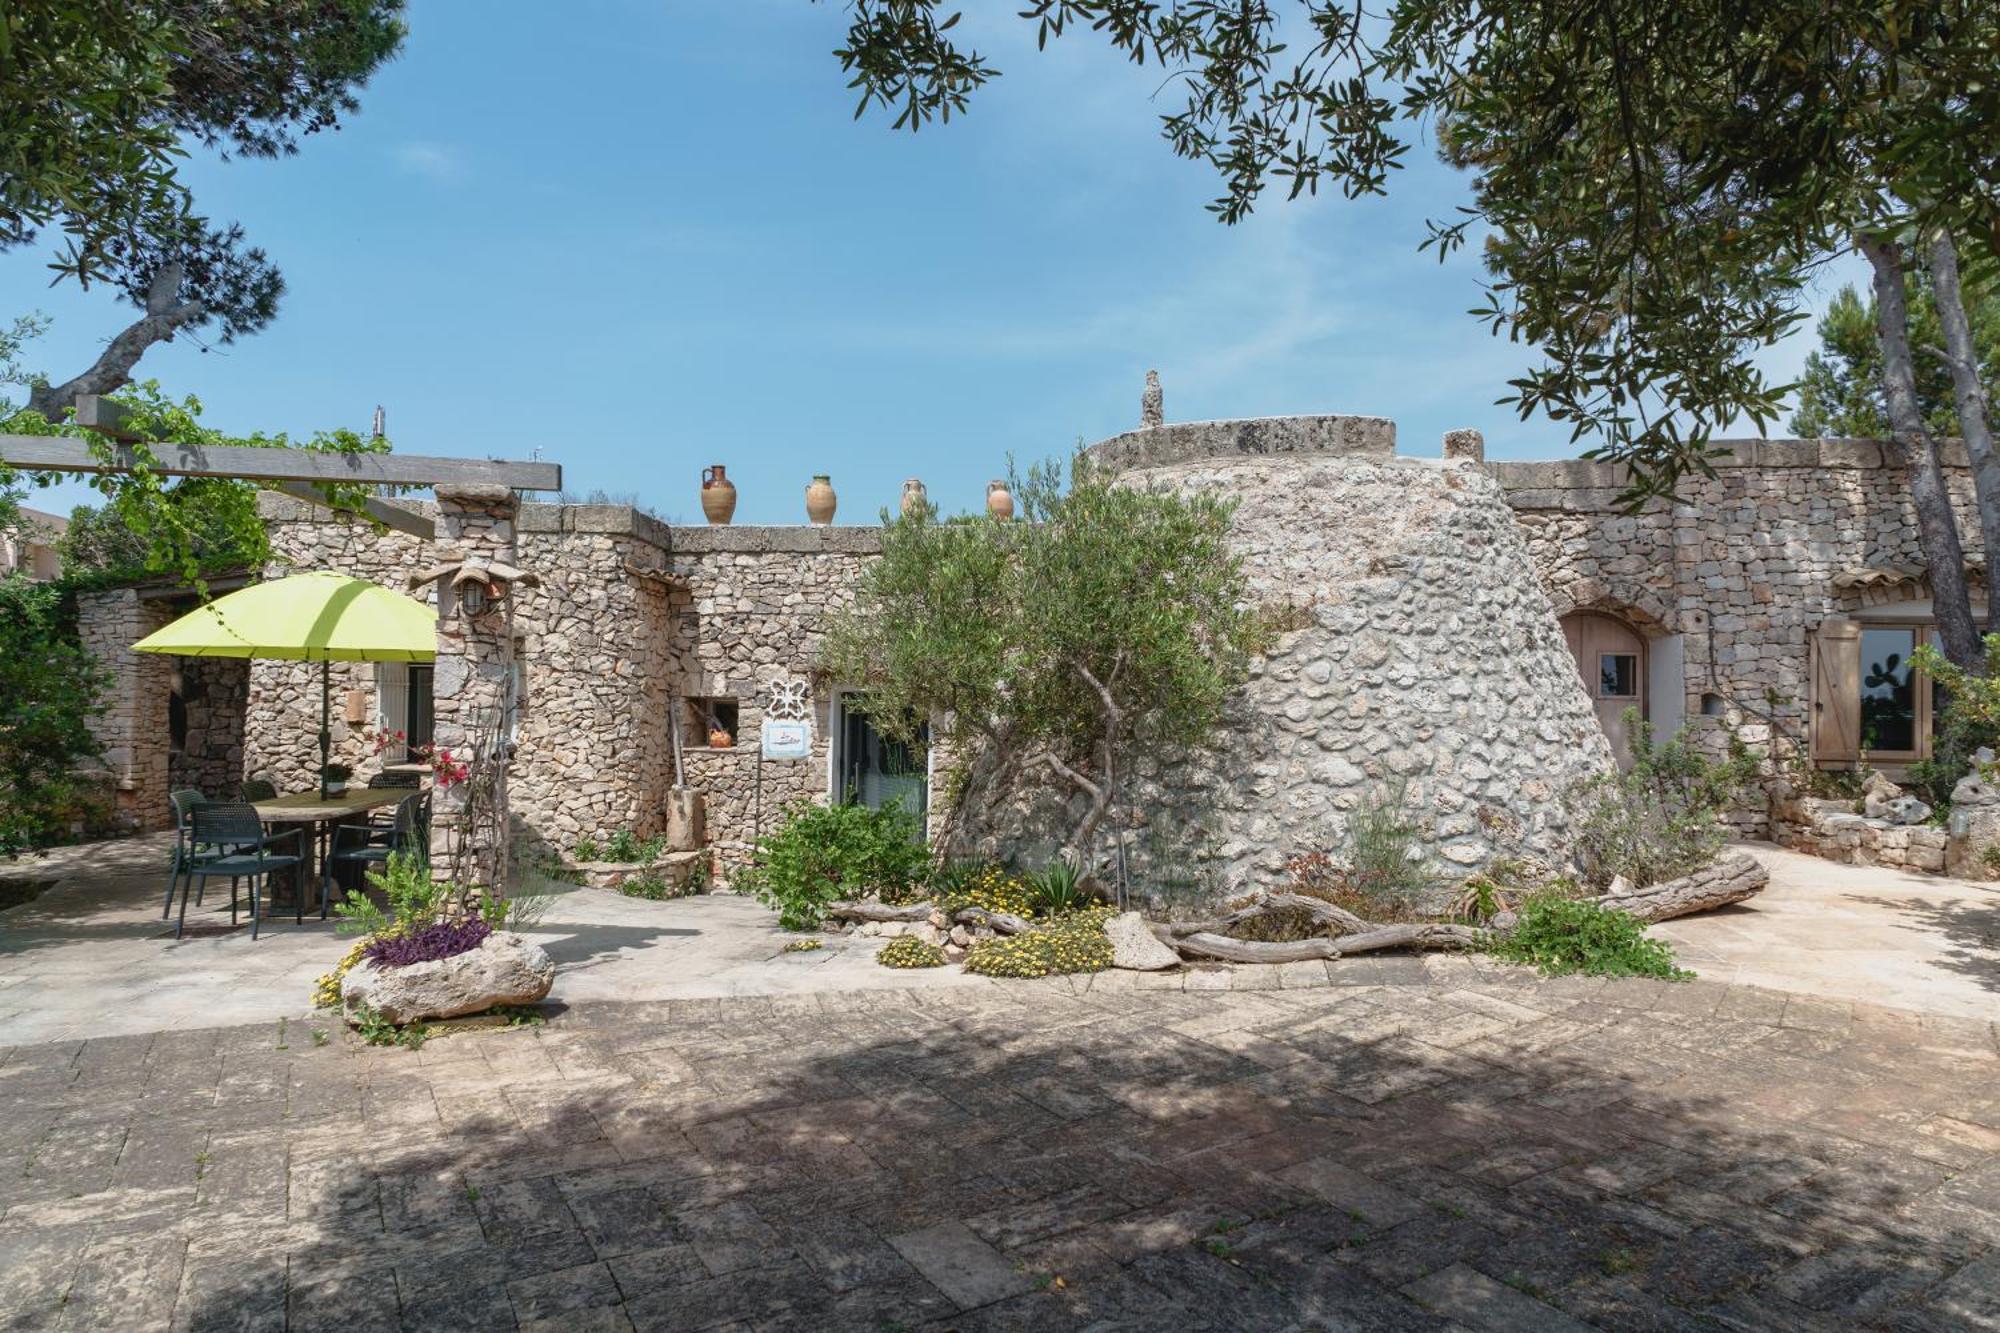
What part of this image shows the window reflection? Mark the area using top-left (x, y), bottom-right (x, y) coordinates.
top-left (1599, 654), bottom-right (1638, 698)
top-left (1861, 627), bottom-right (1917, 753)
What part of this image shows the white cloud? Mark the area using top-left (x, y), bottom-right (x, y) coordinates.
top-left (393, 141), bottom-right (468, 183)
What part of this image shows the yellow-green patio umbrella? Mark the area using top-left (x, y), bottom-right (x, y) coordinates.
top-left (134, 571), bottom-right (436, 797)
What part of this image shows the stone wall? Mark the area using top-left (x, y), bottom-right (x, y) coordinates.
top-left (170, 656), bottom-right (248, 797)
top-left (664, 526), bottom-right (882, 870)
top-left (510, 503), bottom-right (680, 864)
top-left (960, 417), bottom-right (1616, 904)
top-left (1776, 797), bottom-right (1952, 871)
top-left (251, 494), bottom-right (882, 877)
top-left (251, 498), bottom-right (437, 794)
top-left (75, 588), bottom-right (174, 831)
top-left (1496, 440), bottom-right (1985, 836)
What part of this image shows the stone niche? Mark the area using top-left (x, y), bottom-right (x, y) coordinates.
top-left (964, 415), bottom-right (1615, 904)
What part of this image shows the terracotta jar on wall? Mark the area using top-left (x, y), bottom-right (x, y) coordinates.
top-left (701, 465), bottom-right (737, 525)
top-left (986, 479), bottom-right (1015, 521)
top-left (900, 478), bottom-right (927, 518)
top-left (805, 474), bottom-right (837, 525)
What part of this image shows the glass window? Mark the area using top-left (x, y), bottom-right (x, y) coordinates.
top-left (1860, 627), bottom-right (1917, 753)
top-left (1598, 653), bottom-right (1639, 698)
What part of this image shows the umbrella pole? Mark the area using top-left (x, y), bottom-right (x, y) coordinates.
top-left (319, 659), bottom-right (331, 800)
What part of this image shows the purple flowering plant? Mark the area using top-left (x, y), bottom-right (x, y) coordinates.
top-left (361, 917), bottom-right (490, 969)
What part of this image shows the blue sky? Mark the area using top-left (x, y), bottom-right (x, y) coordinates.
top-left (10, 2), bottom-right (1863, 524)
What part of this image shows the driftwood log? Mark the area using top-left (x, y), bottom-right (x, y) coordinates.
top-left (823, 901), bottom-right (1035, 936)
top-left (951, 906), bottom-right (1034, 936)
top-left (1597, 852), bottom-right (1768, 923)
top-left (825, 902), bottom-right (931, 923)
top-left (1161, 922), bottom-right (1487, 963)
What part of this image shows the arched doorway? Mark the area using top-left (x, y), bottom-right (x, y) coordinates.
top-left (1561, 612), bottom-right (1647, 769)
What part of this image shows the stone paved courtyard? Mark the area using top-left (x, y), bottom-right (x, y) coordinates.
top-left (2, 962), bottom-right (1996, 1330)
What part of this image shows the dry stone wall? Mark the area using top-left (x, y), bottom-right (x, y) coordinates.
top-left (252, 497), bottom-right (436, 794)
top-left (170, 656), bottom-right (248, 797)
top-left (75, 588), bottom-right (175, 831)
top-left (960, 419), bottom-right (1616, 904)
top-left (510, 504), bottom-right (680, 863)
top-left (1497, 440), bottom-right (1986, 836)
top-left (664, 527), bottom-right (881, 870)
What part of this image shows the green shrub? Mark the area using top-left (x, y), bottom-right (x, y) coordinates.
top-left (1568, 712), bottom-right (1758, 890)
top-left (962, 910), bottom-right (1115, 978)
top-left (739, 800), bottom-right (928, 930)
top-left (618, 874), bottom-right (674, 901)
top-left (332, 850), bottom-right (445, 937)
top-left (1487, 891), bottom-right (1691, 980)
top-left (1026, 859), bottom-right (1094, 916)
top-left (877, 935), bottom-right (947, 968)
top-left (932, 862), bottom-right (1037, 919)
top-left (0, 577), bottom-right (112, 854)
top-left (1341, 780), bottom-right (1435, 912)
top-left (574, 835), bottom-right (600, 862)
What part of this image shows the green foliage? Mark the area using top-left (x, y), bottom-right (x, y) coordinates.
top-left (1487, 891), bottom-right (1692, 980)
top-left (2, 0), bottom-right (404, 320)
top-left (1341, 780), bottom-right (1434, 913)
top-left (479, 887), bottom-right (557, 933)
top-left (739, 800), bottom-right (929, 930)
top-left (931, 862), bottom-right (1036, 920)
top-left (574, 835), bottom-right (600, 862)
top-left (351, 1002), bottom-right (429, 1049)
top-left (618, 874), bottom-right (676, 901)
top-left (1451, 876), bottom-right (1513, 925)
top-left (876, 935), bottom-right (947, 968)
top-left (961, 910), bottom-right (1116, 978)
top-left (2, 380), bottom-right (401, 587)
top-left (1791, 281), bottom-right (2000, 438)
top-left (0, 577), bottom-right (111, 853)
top-left (605, 829), bottom-right (642, 862)
top-left (1025, 859), bottom-right (1094, 917)
top-left (1568, 713), bottom-right (1759, 890)
top-left (822, 450), bottom-right (1260, 863)
top-left (1911, 637), bottom-right (2000, 811)
top-left (331, 850), bottom-right (443, 937)
top-left (832, 3), bottom-right (2000, 501)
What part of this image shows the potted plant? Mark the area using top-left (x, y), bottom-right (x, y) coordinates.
top-left (321, 763), bottom-right (353, 796)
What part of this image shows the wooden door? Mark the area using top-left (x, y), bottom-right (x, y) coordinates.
top-left (1561, 613), bottom-right (1647, 769)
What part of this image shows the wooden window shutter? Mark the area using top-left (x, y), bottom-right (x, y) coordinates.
top-left (1810, 619), bottom-right (1861, 763)
top-left (375, 662), bottom-right (409, 736)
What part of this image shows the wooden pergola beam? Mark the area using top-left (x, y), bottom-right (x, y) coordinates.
top-left (1, 423), bottom-right (560, 492)
top-left (271, 482), bottom-right (434, 539)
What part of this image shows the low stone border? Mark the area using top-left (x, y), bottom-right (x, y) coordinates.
top-left (565, 850), bottom-right (704, 892)
top-left (1777, 797), bottom-right (1950, 872)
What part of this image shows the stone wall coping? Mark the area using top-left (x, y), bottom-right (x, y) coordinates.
top-left (661, 525), bottom-right (885, 556)
top-left (1088, 414), bottom-right (1398, 473)
top-left (1494, 436), bottom-right (1972, 507)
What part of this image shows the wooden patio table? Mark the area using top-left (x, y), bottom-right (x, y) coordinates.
top-left (252, 788), bottom-right (412, 915)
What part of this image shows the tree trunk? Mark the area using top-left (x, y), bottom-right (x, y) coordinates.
top-left (27, 264), bottom-right (202, 422)
top-left (1861, 232), bottom-right (1982, 669)
top-left (1928, 230), bottom-right (2000, 639)
top-left (1597, 851), bottom-right (1767, 922)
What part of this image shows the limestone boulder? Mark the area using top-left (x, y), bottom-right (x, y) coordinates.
top-left (343, 931), bottom-right (555, 1025)
top-left (1861, 771), bottom-right (1930, 824)
top-left (1105, 911), bottom-right (1181, 971)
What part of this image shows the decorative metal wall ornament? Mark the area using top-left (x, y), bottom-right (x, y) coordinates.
top-left (765, 678), bottom-right (812, 722)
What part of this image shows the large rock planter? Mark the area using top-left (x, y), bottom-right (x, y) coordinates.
top-left (342, 931), bottom-right (555, 1024)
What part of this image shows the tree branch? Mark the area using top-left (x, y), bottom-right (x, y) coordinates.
top-left (28, 263), bottom-right (203, 422)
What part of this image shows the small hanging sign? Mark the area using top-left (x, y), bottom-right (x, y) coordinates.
top-left (760, 678), bottom-right (814, 760)
top-left (762, 718), bottom-right (812, 760)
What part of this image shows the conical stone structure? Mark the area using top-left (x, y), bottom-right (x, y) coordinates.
top-left (972, 414), bottom-right (1615, 905)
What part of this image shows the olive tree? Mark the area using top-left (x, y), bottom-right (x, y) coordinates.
top-left (821, 454), bottom-right (1263, 870)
